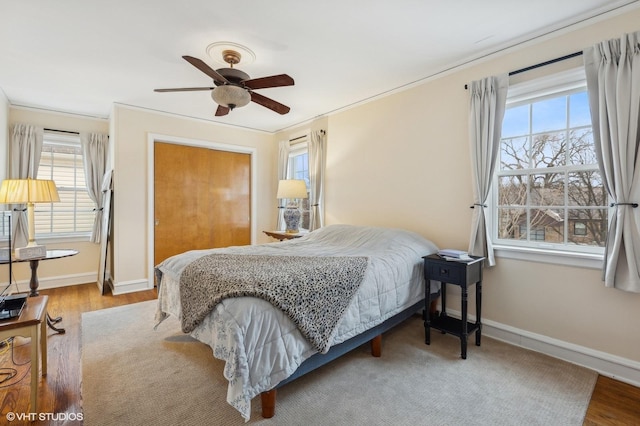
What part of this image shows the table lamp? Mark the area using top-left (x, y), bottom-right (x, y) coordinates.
top-left (277, 179), bottom-right (308, 233)
top-left (0, 179), bottom-right (60, 259)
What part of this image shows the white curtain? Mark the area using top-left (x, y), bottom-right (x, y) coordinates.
top-left (81, 132), bottom-right (109, 243)
top-left (467, 74), bottom-right (509, 266)
top-left (584, 31), bottom-right (640, 292)
top-left (276, 139), bottom-right (290, 231)
top-left (308, 130), bottom-right (326, 231)
top-left (9, 124), bottom-right (44, 247)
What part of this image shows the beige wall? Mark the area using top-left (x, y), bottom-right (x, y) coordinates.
top-left (110, 105), bottom-right (275, 294)
top-left (317, 8), bottom-right (640, 367)
top-left (4, 107), bottom-right (109, 291)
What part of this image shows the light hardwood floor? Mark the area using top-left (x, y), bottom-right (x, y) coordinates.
top-left (0, 283), bottom-right (157, 425)
top-left (0, 283), bottom-right (638, 425)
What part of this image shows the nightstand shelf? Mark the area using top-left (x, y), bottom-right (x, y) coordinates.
top-left (429, 314), bottom-right (481, 339)
top-left (423, 254), bottom-right (484, 359)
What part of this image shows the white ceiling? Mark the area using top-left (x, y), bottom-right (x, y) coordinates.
top-left (1, 0), bottom-right (638, 133)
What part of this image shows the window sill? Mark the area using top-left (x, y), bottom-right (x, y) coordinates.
top-left (493, 244), bottom-right (603, 269)
top-left (35, 234), bottom-right (91, 245)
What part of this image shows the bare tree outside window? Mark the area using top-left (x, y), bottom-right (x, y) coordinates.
top-left (496, 89), bottom-right (607, 248)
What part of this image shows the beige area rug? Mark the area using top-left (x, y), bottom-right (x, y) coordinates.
top-left (81, 301), bottom-right (597, 426)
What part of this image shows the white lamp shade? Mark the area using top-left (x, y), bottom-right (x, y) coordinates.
top-left (211, 85), bottom-right (251, 109)
top-left (0, 179), bottom-right (60, 204)
top-left (277, 179), bottom-right (308, 199)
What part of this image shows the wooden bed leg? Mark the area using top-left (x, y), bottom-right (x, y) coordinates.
top-left (371, 334), bottom-right (382, 357)
top-left (430, 299), bottom-right (439, 317)
top-left (261, 389), bottom-right (277, 418)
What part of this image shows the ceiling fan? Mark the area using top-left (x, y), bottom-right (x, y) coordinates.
top-left (154, 50), bottom-right (294, 117)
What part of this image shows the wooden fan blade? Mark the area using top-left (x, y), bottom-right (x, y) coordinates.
top-left (182, 56), bottom-right (229, 84)
top-left (250, 92), bottom-right (290, 115)
top-left (243, 74), bottom-right (294, 90)
top-left (215, 105), bottom-right (230, 116)
top-left (154, 87), bottom-right (215, 92)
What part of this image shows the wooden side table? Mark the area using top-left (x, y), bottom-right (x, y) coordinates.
top-left (263, 230), bottom-right (308, 241)
top-left (423, 254), bottom-right (484, 359)
top-left (0, 249), bottom-right (78, 334)
top-left (0, 295), bottom-right (48, 412)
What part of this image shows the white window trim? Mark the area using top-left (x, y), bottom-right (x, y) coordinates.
top-left (489, 67), bottom-right (606, 268)
top-left (493, 244), bottom-right (603, 269)
top-left (288, 132), bottom-right (309, 155)
top-left (287, 130), bottom-right (309, 181)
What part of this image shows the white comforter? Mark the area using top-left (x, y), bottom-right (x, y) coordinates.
top-left (155, 224), bottom-right (438, 421)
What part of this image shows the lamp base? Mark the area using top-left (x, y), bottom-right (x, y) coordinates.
top-left (283, 204), bottom-right (301, 234)
top-left (15, 245), bottom-right (46, 260)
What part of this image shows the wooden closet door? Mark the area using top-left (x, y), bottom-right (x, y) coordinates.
top-left (154, 142), bottom-right (251, 266)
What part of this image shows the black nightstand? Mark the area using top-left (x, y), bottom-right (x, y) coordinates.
top-left (423, 254), bottom-right (484, 359)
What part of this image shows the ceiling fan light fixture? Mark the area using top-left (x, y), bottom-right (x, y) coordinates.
top-left (211, 85), bottom-right (251, 110)
top-left (156, 50), bottom-right (293, 115)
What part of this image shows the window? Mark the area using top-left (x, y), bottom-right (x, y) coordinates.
top-left (519, 225), bottom-right (545, 241)
top-left (574, 222), bottom-right (587, 236)
top-left (35, 132), bottom-right (94, 238)
top-left (288, 138), bottom-right (310, 230)
top-left (492, 68), bottom-right (607, 257)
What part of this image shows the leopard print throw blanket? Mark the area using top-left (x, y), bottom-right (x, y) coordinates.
top-left (179, 254), bottom-right (369, 353)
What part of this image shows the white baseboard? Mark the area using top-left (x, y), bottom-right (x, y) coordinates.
top-left (445, 308), bottom-right (640, 388)
top-left (4, 272), bottom-right (97, 294)
top-left (1, 273), bottom-right (153, 296)
top-left (110, 278), bottom-right (153, 295)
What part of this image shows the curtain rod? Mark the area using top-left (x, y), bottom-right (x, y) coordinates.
top-left (464, 51), bottom-right (583, 89)
top-left (289, 129), bottom-right (325, 143)
top-left (44, 128), bottom-right (80, 135)
top-left (509, 51), bottom-right (583, 76)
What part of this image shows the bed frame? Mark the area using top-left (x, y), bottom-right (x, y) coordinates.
top-left (260, 296), bottom-right (439, 417)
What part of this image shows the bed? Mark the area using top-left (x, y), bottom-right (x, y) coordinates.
top-left (154, 224), bottom-right (439, 421)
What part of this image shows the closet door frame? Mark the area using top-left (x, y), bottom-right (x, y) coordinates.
top-left (146, 133), bottom-right (257, 282)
